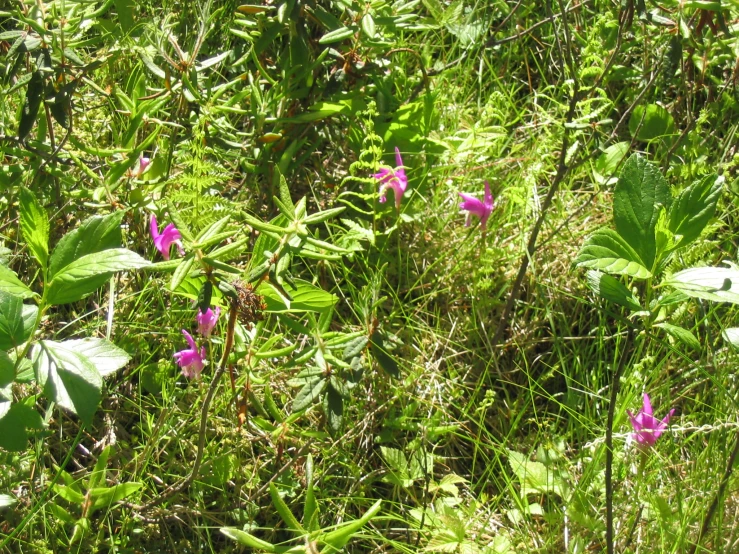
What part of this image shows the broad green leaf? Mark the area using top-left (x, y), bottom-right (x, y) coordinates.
top-left (508, 450), bottom-right (566, 497)
top-left (0, 290), bottom-right (37, 350)
top-left (169, 255), bottom-right (196, 292)
top-left (269, 482), bottom-right (304, 532)
top-left (0, 351), bottom-right (14, 388)
top-left (668, 174), bottom-right (722, 247)
top-left (585, 271), bottom-right (641, 311)
top-left (48, 211), bottom-right (126, 278)
top-left (0, 401), bottom-right (44, 451)
top-left (593, 142), bottom-right (629, 185)
top-left (220, 528), bottom-right (276, 551)
top-left (0, 265), bottom-right (35, 298)
top-left (261, 279), bottom-right (338, 313)
top-left (61, 338), bottom-right (131, 377)
top-left (664, 267), bottom-right (739, 305)
top-left (575, 228), bottom-right (651, 279)
top-left (320, 499), bottom-right (382, 549)
top-left (89, 445), bottom-right (111, 490)
top-left (628, 104), bottom-right (675, 142)
top-left (46, 249), bottom-right (150, 305)
top-left (361, 13), bottom-right (376, 38)
top-left (0, 494), bottom-right (16, 510)
top-left (613, 154), bottom-right (671, 269)
top-left (37, 340), bottom-right (103, 425)
top-left (655, 323), bottom-right (700, 350)
top-left (18, 187), bottom-right (49, 270)
top-left (370, 331), bottom-right (400, 378)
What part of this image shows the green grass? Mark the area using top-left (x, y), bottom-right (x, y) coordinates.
top-left (2, 0), bottom-right (739, 552)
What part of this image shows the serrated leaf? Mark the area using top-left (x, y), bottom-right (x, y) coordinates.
top-left (613, 154), bottom-right (671, 269)
top-left (61, 338), bottom-right (131, 377)
top-left (665, 266), bottom-right (739, 304)
top-left (37, 341), bottom-right (103, 425)
top-left (0, 265), bottom-right (36, 299)
top-left (668, 174), bottom-right (722, 247)
top-left (575, 228), bottom-right (652, 279)
top-left (18, 187), bottom-right (49, 270)
top-left (655, 323), bottom-right (700, 350)
top-left (48, 211), bottom-right (126, 279)
top-left (0, 401), bottom-right (44, 451)
top-left (585, 271), bottom-right (641, 311)
top-left (46, 249), bottom-right (150, 305)
top-left (0, 290), bottom-right (37, 350)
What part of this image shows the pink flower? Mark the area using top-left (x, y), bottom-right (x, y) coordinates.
top-left (627, 393), bottom-right (675, 447)
top-left (134, 156), bottom-right (150, 178)
top-left (196, 307), bottom-right (221, 338)
top-left (173, 330), bottom-right (206, 379)
top-left (459, 180), bottom-right (495, 231)
top-left (374, 147), bottom-right (408, 210)
top-left (150, 214), bottom-right (185, 260)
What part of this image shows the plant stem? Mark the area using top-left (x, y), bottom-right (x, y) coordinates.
top-left (606, 326), bottom-right (634, 554)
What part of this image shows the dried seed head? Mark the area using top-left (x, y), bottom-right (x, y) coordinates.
top-left (232, 280), bottom-right (267, 327)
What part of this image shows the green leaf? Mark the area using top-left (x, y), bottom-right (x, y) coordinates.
top-left (668, 174), bottom-right (722, 247)
top-left (302, 206), bottom-right (346, 225)
top-left (320, 499), bottom-right (382, 549)
top-left (508, 450), bottom-right (566, 497)
top-left (655, 323), bottom-right (700, 350)
top-left (269, 482), bottom-right (304, 532)
top-left (18, 187), bottom-right (49, 271)
top-left (0, 401), bottom-right (44, 451)
top-left (0, 265), bottom-right (36, 299)
top-left (220, 528), bottom-right (276, 551)
top-left (48, 211), bottom-right (126, 278)
top-left (0, 290), bottom-right (38, 350)
top-left (36, 341), bottom-right (103, 425)
top-left (18, 71), bottom-right (43, 141)
top-left (318, 26), bottom-right (355, 44)
top-left (593, 142), bottom-right (629, 185)
top-left (722, 328), bottom-right (739, 350)
top-left (304, 454), bottom-right (318, 532)
top-left (89, 482), bottom-right (143, 512)
top-left (169, 255), bottom-right (196, 292)
top-left (664, 266), bottom-right (739, 305)
top-left (323, 386), bottom-right (343, 435)
top-left (0, 351), bottom-right (13, 388)
top-left (261, 279), bottom-right (338, 313)
top-left (61, 338), bottom-right (131, 377)
top-left (0, 494), bottom-right (16, 510)
top-left (613, 154), bottom-right (671, 269)
top-left (361, 13), bottom-right (376, 38)
top-left (370, 331), bottom-right (399, 378)
top-left (46, 249), bottom-right (150, 305)
top-left (575, 229), bottom-right (652, 280)
top-left (628, 104), bottom-right (675, 142)
top-left (293, 377), bottom-right (326, 412)
top-left (585, 271), bottom-right (641, 311)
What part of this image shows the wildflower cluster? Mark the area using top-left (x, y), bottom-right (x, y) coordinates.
top-left (372, 147), bottom-right (495, 233)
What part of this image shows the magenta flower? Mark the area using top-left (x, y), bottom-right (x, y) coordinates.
top-left (374, 147), bottom-right (408, 210)
top-left (173, 330), bottom-right (206, 379)
top-left (150, 214), bottom-right (185, 260)
top-left (196, 307), bottom-right (221, 338)
top-left (459, 180), bottom-right (495, 231)
top-left (627, 393), bottom-right (675, 447)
